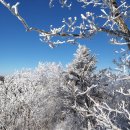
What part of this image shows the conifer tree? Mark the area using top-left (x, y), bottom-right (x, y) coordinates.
top-left (63, 45), bottom-right (97, 129)
top-left (67, 44), bottom-right (96, 93)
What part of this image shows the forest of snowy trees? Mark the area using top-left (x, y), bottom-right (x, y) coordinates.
top-left (0, 45), bottom-right (130, 130)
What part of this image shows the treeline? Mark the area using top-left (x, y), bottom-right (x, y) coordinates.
top-left (0, 45), bottom-right (130, 130)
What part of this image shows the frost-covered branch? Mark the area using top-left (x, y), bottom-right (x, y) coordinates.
top-left (0, 0), bottom-right (130, 48)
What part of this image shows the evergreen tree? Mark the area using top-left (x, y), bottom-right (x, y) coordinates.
top-left (62, 45), bottom-right (97, 129)
top-left (67, 44), bottom-right (97, 93)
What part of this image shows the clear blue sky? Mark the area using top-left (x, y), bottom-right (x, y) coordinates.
top-left (0, 0), bottom-right (128, 74)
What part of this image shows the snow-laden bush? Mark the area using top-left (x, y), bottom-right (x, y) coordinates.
top-left (0, 62), bottom-right (64, 130)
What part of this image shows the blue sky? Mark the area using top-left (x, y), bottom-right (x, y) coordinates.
top-left (0, 0), bottom-right (128, 74)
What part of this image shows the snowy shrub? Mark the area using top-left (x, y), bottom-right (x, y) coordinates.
top-left (0, 63), bottom-right (63, 130)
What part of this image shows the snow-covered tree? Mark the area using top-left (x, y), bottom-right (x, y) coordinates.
top-left (60, 45), bottom-right (130, 130)
top-left (66, 44), bottom-right (97, 93)
top-left (61, 45), bottom-right (98, 129)
top-left (94, 68), bottom-right (130, 130)
top-left (0, 62), bottom-right (64, 130)
top-left (0, 0), bottom-right (130, 48)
